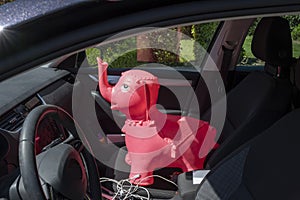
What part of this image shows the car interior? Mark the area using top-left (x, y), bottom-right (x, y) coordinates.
top-left (1, 8), bottom-right (300, 200)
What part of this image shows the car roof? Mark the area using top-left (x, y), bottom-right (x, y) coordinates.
top-left (0, 0), bottom-right (300, 81)
top-left (0, 0), bottom-right (92, 28)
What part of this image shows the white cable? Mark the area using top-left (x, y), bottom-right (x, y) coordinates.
top-left (100, 177), bottom-right (149, 200)
top-left (99, 173), bottom-right (178, 200)
top-left (135, 174), bottom-right (178, 188)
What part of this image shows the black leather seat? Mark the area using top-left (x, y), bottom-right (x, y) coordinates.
top-left (205, 17), bottom-right (293, 168)
top-left (195, 108), bottom-right (300, 200)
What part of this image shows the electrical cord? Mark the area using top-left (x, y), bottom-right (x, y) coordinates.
top-left (136, 174), bottom-right (178, 188)
top-left (100, 174), bottom-right (178, 200)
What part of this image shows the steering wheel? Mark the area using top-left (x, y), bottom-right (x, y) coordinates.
top-left (17, 105), bottom-right (101, 200)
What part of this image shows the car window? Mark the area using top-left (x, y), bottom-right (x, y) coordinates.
top-left (85, 21), bottom-right (220, 68)
top-left (237, 14), bottom-right (300, 68)
top-left (237, 18), bottom-right (263, 67)
top-left (288, 15), bottom-right (300, 58)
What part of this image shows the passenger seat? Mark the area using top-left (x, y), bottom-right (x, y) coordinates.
top-left (195, 108), bottom-right (300, 200)
top-left (205, 17), bottom-right (293, 168)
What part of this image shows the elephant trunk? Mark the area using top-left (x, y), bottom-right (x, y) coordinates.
top-left (97, 57), bottom-right (113, 102)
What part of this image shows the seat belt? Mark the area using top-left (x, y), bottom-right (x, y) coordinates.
top-left (221, 41), bottom-right (237, 89)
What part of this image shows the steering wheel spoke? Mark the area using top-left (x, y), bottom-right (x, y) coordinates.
top-left (69, 139), bottom-right (86, 153)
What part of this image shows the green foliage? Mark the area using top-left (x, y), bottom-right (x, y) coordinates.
top-left (0, 0), bottom-right (14, 5)
top-left (238, 47), bottom-right (246, 63)
top-left (242, 36), bottom-right (254, 58)
top-left (191, 22), bottom-right (219, 50)
top-left (293, 41), bottom-right (300, 58)
top-left (284, 15), bottom-right (300, 30)
top-left (86, 22), bottom-right (220, 68)
top-left (247, 18), bottom-right (260, 36)
top-left (292, 24), bottom-right (300, 40)
top-left (248, 16), bottom-right (300, 37)
top-left (147, 24), bottom-right (220, 66)
top-left (238, 36), bottom-right (263, 66)
top-left (239, 15), bottom-right (300, 65)
top-left (109, 50), bottom-right (138, 68)
top-left (86, 46), bottom-right (139, 68)
top-left (180, 26), bottom-right (193, 38)
top-left (86, 37), bottom-right (140, 68)
top-left (100, 37), bottom-right (136, 64)
top-left (85, 48), bottom-right (100, 66)
top-left (147, 28), bottom-right (181, 66)
top-left (180, 39), bottom-right (195, 62)
top-left (283, 15), bottom-right (300, 57)
top-left (153, 49), bottom-right (179, 65)
top-left (191, 22), bottom-right (219, 61)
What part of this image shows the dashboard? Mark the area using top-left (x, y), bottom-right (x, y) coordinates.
top-left (0, 96), bottom-right (42, 134)
top-left (0, 66), bottom-right (73, 178)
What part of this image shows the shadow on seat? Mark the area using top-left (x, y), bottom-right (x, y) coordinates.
top-left (196, 108), bottom-right (300, 199)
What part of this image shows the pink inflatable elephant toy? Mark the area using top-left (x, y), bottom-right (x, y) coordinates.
top-left (97, 58), bottom-right (218, 185)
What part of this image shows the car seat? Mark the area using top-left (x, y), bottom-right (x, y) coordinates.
top-left (172, 16), bottom-right (294, 200)
top-left (194, 108), bottom-right (300, 200)
top-left (204, 17), bottom-right (293, 168)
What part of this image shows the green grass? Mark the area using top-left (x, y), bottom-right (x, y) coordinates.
top-left (241, 35), bottom-right (300, 65)
top-left (243, 36), bottom-right (255, 59)
top-left (240, 35), bottom-right (264, 65)
top-left (243, 36), bottom-right (300, 58)
top-left (180, 39), bottom-right (195, 62)
top-left (293, 40), bottom-right (300, 58)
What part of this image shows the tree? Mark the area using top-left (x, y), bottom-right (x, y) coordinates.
top-left (191, 22), bottom-right (219, 62)
top-left (0, 0), bottom-right (14, 6)
top-left (284, 15), bottom-right (300, 30)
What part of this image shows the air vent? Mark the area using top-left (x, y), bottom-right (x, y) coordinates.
top-left (0, 96), bottom-right (42, 132)
top-left (0, 105), bottom-right (26, 132)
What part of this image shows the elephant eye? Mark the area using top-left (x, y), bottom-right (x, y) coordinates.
top-left (121, 83), bottom-right (130, 92)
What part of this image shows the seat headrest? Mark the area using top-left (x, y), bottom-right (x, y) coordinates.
top-left (251, 17), bottom-right (293, 67)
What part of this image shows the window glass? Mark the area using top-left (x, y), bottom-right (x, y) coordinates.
top-left (288, 15), bottom-right (300, 58)
top-left (238, 14), bottom-right (300, 67)
top-left (237, 18), bottom-right (263, 67)
top-left (85, 22), bottom-right (220, 68)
